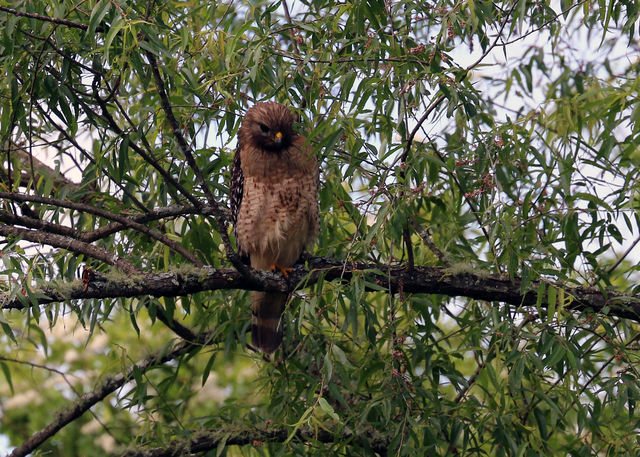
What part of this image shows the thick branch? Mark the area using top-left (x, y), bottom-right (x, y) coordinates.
top-left (3, 257), bottom-right (640, 323)
top-left (120, 425), bottom-right (388, 457)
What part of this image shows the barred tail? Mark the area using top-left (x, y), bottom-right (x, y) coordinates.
top-left (251, 291), bottom-right (288, 353)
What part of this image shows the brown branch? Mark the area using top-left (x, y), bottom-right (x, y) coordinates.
top-left (0, 213), bottom-right (201, 341)
top-left (144, 53), bottom-right (233, 240)
top-left (0, 192), bottom-right (203, 266)
top-left (407, 215), bottom-right (450, 266)
top-left (0, 204), bottom-right (220, 244)
top-left (145, 52), bottom-right (217, 209)
top-left (498, 0), bottom-right (588, 47)
top-left (0, 5), bottom-right (89, 31)
top-left (3, 257), bottom-right (640, 324)
top-left (0, 224), bottom-right (138, 274)
top-left (0, 210), bottom-right (85, 239)
top-left (7, 335), bottom-right (214, 457)
top-left (7, 142), bottom-right (82, 191)
top-left (120, 425), bottom-right (388, 457)
top-left (465, 2), bottom-right (518, 70)
top-left (403, 94), bottom-right (446, 163)
top-left (83, 204), bottom-right (222, 243)
top-left (400, 3), bottom-right (520, 275)
top-left (402, 1), bottom-right (518, 159)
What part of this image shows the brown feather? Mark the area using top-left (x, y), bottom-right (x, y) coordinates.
top-left (251, 291), bottom-right (288, 354)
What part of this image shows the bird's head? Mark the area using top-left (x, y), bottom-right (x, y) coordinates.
top-left (241, 102), bottom-right (296, 152)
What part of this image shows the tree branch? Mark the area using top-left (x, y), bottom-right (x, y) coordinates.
top-left (5, 141), bottom-right (82, 191)
top-left (0, 5), bottom-right (89, 31)
top-left (7, 335), bottom-right (215, 457)
top-left (92, 81), bottom-right (203, 209)
top-left (0, 192), bottom-right (203, 266)
top-left (120, 425), bottom-right (388, 457)
top-left (0, 224), bottom-right (138, 274)
top-left (3, 257), bottom-right (639, 323)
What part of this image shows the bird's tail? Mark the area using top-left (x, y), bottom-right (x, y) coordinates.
top-left (251, 291), bottom-right (288, 353)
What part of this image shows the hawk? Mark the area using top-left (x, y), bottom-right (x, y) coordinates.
top-left (230, 102), bottom-right (319, 353)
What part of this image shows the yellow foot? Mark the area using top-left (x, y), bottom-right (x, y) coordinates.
top-left (270, 263), bottom-right (292, 278)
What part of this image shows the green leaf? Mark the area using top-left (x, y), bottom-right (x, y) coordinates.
top-left (87, 0), bottom-right (111, 39)
top-left (0, 362), bottom-right (13, 394)
top-left (318, 397), bottom-right (340, 422)
top-left (104, 17), bottom-right (126, 62)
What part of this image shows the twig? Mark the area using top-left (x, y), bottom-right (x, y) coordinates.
top-left (32, 101), bottom-right (148, 212)
top-left (145, 52), bottom-right (218, 210)
top-left (82, 204), bottom-right (222, 242)
top-left (498, 0), bottom-right (589, 47)
top-left (0, 5), bottom-right (90, 31)
top-left (407, 215), bottom-right (450, 266)
top-left (606, 234), bottom-right (640, 276)
top-left (465, 1), bottom-right (519, 71)
top-left (93, 80), bottom-right (202, 208)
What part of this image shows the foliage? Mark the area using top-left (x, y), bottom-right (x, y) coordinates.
top-left (1, 0), bottom-right (640, 456)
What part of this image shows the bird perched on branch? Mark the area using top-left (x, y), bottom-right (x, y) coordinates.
top-left (230, 102), bottom-right (319, 353)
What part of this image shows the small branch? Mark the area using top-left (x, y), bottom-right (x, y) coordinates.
top-left (0, 210), bottom-right (85, 240)
top-left (82, 204), bottom-right (223, 243)
top-left (145, 52), bottom-right (217, 209)
top-left (92, 80), bottom-right (202, 209)
top-left (0, 204), bottom-right (221, 244)
top-left (32, 102), bottom-right (148, 212)
top-left (407, 215), bottom-right (449, 266)
top-left (0, 224), bottom-right (138, 274)
top-left (0, 5), bottom-right (89, 31)
top-left (402, 94), bottom-right (446, 164)
top-left (120, 425), bottom-right (388, 457)
top-left (466, 1), bottom-right (519, 71)
top-left (498, 0), bottom-right (588, 47)
top-left (145, 53), bottom-right (232, 234)
top-left (606, 234), bottom-right (640, 276)
top-left (400, 3), bottom-right (519, 274)
top-left (0, 192), bottom-right (203, 266)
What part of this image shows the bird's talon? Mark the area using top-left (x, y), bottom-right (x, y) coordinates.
top-left (270, 263), bottom-right (292, 278)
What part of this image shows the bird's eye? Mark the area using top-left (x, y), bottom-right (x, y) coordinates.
top-left (258, 123), bottom-right (270, 133)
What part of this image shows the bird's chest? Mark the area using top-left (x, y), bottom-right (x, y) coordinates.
top-left (242, 174), bottom-right (306, 222)
top-left (236, 172), bottom-right (312, 255)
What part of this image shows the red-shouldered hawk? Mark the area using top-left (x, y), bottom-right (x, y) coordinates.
top-left (230, 102), bottom-right (319, 353)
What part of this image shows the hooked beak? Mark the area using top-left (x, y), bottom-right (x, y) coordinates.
top-left (274, 131), bottom-right (283, 145)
